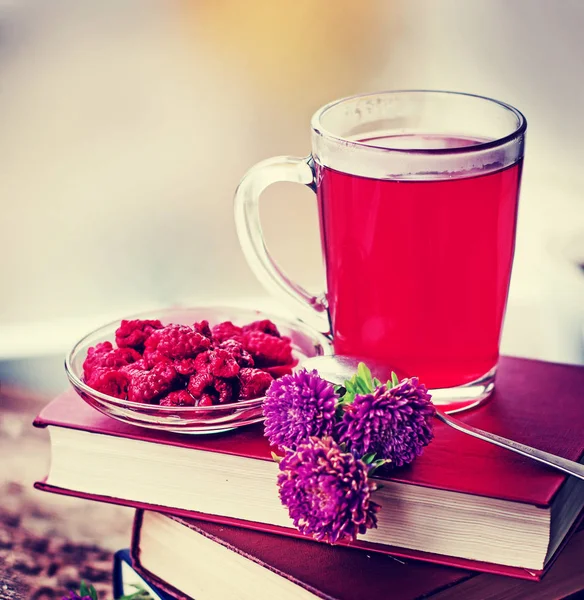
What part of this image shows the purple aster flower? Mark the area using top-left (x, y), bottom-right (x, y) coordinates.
top-left (62, 593), bottom-right (91, 600)
top-left (277, 436), bottom-right (380, 543)
top-left (336, 377), bottom-right (435, 468)
top-left (263, 369), bottom-right (338, 451)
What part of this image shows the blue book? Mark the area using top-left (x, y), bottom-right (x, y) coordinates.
top-left (113, 549), bottom-right (175, 600)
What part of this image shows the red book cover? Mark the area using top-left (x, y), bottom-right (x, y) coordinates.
top-left (34, 356), bottom-right (584, 579)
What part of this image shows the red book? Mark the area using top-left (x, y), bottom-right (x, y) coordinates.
top-left (34, 356), bottom-right (584, 579)
top-left (130, 510), bottom-right (584, 600)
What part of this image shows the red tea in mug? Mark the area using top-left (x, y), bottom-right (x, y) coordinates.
top-left (317, 135), bottom-right (522, 388)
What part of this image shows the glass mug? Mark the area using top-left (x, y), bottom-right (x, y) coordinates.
top-left (234, 91), bottom-right (526, 412)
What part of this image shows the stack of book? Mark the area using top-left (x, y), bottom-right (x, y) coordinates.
top-left (34, 356), bottom-right (584, 600)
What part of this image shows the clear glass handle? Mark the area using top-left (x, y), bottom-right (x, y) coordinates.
top-left (234, 155), bottom-right (330, 334)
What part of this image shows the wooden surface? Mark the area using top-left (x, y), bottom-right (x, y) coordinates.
top-left (0, 387), bottom-right (133, 599)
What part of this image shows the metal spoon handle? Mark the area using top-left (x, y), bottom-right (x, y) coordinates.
top-left (436, 411), bottom-right (584, 482)
top-left (300, 356), bottom-right (584, 482)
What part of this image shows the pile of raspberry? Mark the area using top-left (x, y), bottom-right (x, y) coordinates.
top-left (82, 318), bottom-right (296, 407)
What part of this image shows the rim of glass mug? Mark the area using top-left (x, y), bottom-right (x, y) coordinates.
top-left (310, 90), bottom-right (526, 180)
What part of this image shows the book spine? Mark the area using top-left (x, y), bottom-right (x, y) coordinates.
top-left (131, 511), bottom-right (193, 600)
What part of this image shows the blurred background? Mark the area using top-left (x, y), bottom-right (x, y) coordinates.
top-left (1, 0), bottom-right (584, 396)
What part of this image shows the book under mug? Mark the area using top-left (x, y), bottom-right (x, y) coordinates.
top-left (35, 356), bottom-right (584, 578)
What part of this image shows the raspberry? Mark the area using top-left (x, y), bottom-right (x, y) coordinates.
top-left (83, 342), bottom-right (112, 378)
top-left (243, 331), bottom-right (294, 367)
top-left (144, 325), bottom-right (211, 362)
top-left (143, 352), bottom-right (172, 369)
top-left (115, 319), bottom-right (163, 351)
top-left (197, 393), bottom-right (216, 407)
top-left (209, 349), bottom-right (240, 378)
top-left (214, 378), bottom-right (236, 404)
top-left (127, 362), bottom-right (178, 404)
top-left (219, 340), bottom-right (254, 368)
top-left (187, 369), bottom-right (214, 398)
top-left (193, 320), bottom-right (212, 338)
top-left (86, 368), bottom-right (130, 399)
top-left (242, 319), bottom-right (281, 337)
top-left (160, 390), bottom-right (196, 407)
top-left (187, 371), bottom-right (236, 404)
top-left (88, 341), bottom-right (113, 354)
top-left (212, 321), bottom-right (243, 344)
top-left (119, 358), bottom-right (151, 377)
top-left (174, 358), bottom-right (198, 376)
top-left (193, 349), bottom-right (240, 378)
top-left (83, 343), bottom-right (141, 379)
top-left (211, 349), bottom-right (241, 378)
top-left (238, 368), bottom-right (273, 400)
